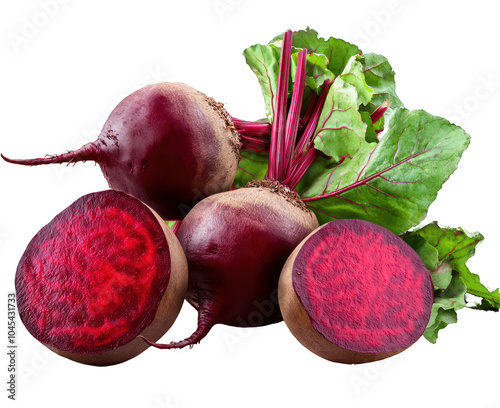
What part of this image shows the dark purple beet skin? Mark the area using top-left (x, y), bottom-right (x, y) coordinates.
top-left (97, 83), bottom-right (239, 219)
top-left (141, 184), bottom-right (319, 349)
top-left (2, 83), bottom-right (240, 220)
top-left (181, 186), bottom-right (318, 325)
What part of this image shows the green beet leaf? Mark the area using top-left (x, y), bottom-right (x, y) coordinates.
top-left (404, 222), bottom-right (498, 342)
top-left (404, 222), bottom-right (499, 309)
top-left (430, 263), bottom-right (453, 290)
top-left (302, 108), bottom-right (470, 234)
top-left (295, 155), bottom-right (337, 195)
top-left (424, 271), bottom-right (467, 343)
top-left (361, 53), bottom-right (403, 117)
top-left (469, 297), bottom-right (500, 311)
top-left (339, 55), bottom-right (373, 106)
top-left (244, 31), bottom-right (341, 123)
top-left (360, 111), bottom-right (384, 144)
top-left (403, 235), bottom-right (439, 272)
top-left (312, 77), bottom-right (369, 162)
top-left (244, 42), bottom-right (334, 122)
top-left (233, 150), bottom-right (269, 187)
top-left (245, 28), bottom-right (371, 122)
top-left (243, 43), bottom-right (282, 121)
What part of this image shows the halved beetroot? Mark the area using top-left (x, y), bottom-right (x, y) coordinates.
top-left (15, 190), bottom-right (188, 366)
top-left (278, 219), bottom-right (434, 364)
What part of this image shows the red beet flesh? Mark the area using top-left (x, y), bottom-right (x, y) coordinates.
top-left (281, 219), bottom-right (433, 361)
top-left (143, 184), bottom-right (319, 349)
top-left (15, 190), bottom-right (182, 357)
top-left (2, 83), bottom-right (240, 220)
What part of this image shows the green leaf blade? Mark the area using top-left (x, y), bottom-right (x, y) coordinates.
top-left (243, 43), bottom-right (281, 121)
top-left (405, 222), bottom-right (498, 341)
top-left (339, 55), bottom-right (373, 106)
top-left (406, 222), bottom-right (499, 308)
top-left (313, 78), bottom-right (369, 162)
top-left (423, 271), bottom-right (467, 342)
top-left (233, 150), bottom-right (269, 187)
top-left (304, 109), bottom-right (470, 234)
top-left (362, 53), bottom-right (403, 115)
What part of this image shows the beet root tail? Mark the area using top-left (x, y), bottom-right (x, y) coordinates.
top-left (1, 142), bottom-right (99, 166)
top-left (139, 300), bottom-right (217, 350)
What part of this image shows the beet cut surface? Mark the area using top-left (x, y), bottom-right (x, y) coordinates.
top-left (16, 191), bottom-right (173, 355)
top-left (288, 219), bottom-right (434, 356)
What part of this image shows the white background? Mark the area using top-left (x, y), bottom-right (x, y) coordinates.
top-left (1, 1), bottom-right (499, 407)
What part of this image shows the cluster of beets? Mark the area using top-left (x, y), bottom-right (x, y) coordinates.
top-left (4, 31), bottom-right (433, 366)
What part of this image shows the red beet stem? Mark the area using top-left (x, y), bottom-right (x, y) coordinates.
top-left (285, 148), bottom-right (320, 190)
top-left (1, 142), bottom-right (98, 166)
top-left (283, 49), bottom-right (307, 179)
top-left (293, 78), bottom-right (331, 157)
top-left (171, 220), bottom-right (182, 235)
top-left (300, 92), bottom-right (317, 127)
top-left (240, 135), bottom-right (270, 153)
top-left (281, 79), bottom-right (331, 189)
top-left (140, 300), bottom-right (218, 350)
top-left (268, 30), bottom-right (293, 181)
top-left (231, 118), bottom-right (271, 138)
top-left (233, 30), bottom-right (333, 191)
top-left (232, 118), bottom-right (271, 152)
top-left (370, 100), bottom-right (391, 124)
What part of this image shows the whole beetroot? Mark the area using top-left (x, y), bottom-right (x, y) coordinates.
top-left (2, 83), bottom-right (241, 220)
top-left (169, 183), bottom-right (319, 347)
